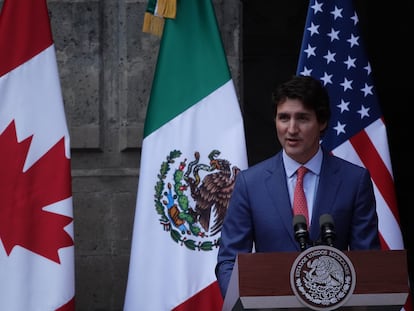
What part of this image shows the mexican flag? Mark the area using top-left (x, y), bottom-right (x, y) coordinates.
top-left (123, 0), bottom-right (248, 310)
top-left (0, 0), bottom-right (75, 310)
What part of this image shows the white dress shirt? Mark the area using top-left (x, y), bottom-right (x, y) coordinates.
top-left (282, 147), bottom-right (323, 226)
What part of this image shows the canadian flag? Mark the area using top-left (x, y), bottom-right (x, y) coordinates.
top-left (0, 0), bottom-right (75, 310)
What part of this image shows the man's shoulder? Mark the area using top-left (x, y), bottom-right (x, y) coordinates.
top-left (245, 152), bottom-right (281, 172)
top-left (324, 152), bottom-right (368, 177)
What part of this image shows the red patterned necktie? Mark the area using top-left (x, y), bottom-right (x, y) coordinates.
top-left (293, 166), bottom-right (309, 226)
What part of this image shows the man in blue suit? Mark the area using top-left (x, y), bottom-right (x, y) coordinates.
top-left (215, 75), bottom-right (380, 297)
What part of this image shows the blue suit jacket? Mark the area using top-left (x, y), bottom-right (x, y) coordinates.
top-left (216, 149), bottom-right (380, 297)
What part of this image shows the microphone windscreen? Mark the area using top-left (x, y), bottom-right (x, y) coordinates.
top-left (293, 214), bottom-right (307, 227)
top-left (319, 213), bottom-right (334, 227)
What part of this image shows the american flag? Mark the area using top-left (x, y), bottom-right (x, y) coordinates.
top-left (297, 0), bottom-right (411, 309)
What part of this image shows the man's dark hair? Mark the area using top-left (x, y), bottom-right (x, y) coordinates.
top-left (272, 75), bottom-right (331, 127)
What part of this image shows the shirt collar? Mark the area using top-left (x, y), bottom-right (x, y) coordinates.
top-left (283, 147), bottom-right (323, 178)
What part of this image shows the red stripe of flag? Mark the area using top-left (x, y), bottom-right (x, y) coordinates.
top-left (56, 297), bottom-right (75, 311)
top-left (378, 234), bottom-right (389, 251)
top-left (0, 0), bottom-right (52, 77)
top-left (350, 129), bottom-right (400, 225)
top-left (172, 282), bottom-right (223, 311)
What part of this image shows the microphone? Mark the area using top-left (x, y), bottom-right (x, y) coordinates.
top-left (319, 214), bottom-right (336, 247)
top-left (293, 214), bottom-right (310, 251)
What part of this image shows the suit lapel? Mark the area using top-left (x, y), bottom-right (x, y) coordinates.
top-left (264, 153), bottom-right (298, 247)
top-left (310, 152), bottom-right (341, 240)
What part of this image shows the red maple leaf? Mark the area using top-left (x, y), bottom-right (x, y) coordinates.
top-left (0, 120), bottom-right (73, 263)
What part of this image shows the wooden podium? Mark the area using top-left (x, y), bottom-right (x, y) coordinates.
top-left (222, 249), bottom-right (409, 311)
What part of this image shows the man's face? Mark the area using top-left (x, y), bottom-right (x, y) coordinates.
top-left (275, 98), bottom-right (326, 164)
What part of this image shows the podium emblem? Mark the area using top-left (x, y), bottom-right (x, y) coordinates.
top-left (290, 245), bottom-right (356, 310)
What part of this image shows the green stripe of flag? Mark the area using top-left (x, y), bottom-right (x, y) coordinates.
top-left (144, 0), bottom-right (231, 136)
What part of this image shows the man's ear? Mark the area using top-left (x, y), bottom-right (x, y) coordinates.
top-left (319, 121), bottom-right (328, 133)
